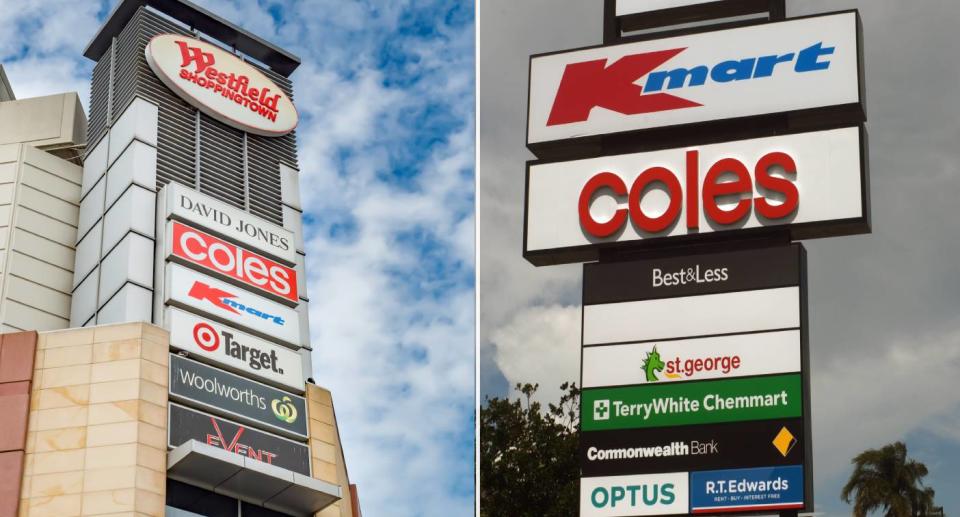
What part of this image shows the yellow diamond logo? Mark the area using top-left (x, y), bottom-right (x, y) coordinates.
top-left (772, 427), bottom-right (797, 457)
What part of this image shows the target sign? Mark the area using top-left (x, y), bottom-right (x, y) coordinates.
top-left (193, 322), bottom-right (219, 352)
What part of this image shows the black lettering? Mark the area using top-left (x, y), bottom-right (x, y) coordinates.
top-left (248, 347), bottom-right (262, 370)
top-left (269, 350), bottom-right (279, 372)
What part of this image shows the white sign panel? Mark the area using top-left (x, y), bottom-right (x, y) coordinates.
top-left (528, 12), bottom-right (861, 145)
top-left (145, 34), bottom-right (298, 136)
top-left (525, 127), bottom-right (865, 264)
top-left (162, 182), bottom-right (296, 264)
top-left (167, 307), bottom-right (305, 392)
top-left (165, 262), bottom-right (301, 347)
top-left (616, 0), bottom-right (717, 16)
top-left (583, 286), bottom-right (799, 346)
top-left (582, 329), bottom-right (801, 388)
top-left (581, 473), bottom-right (689, 516)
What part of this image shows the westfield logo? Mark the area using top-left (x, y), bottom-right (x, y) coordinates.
top-left (546, 42), bottom-right (835, 126)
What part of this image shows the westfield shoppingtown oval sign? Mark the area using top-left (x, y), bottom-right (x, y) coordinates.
top-left (145, 34), bottom-right (298, 136)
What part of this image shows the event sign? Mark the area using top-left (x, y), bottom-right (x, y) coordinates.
top-left (525, 126), bottom-right (867, 265)
top-left (527, 12), bottom-right (862, 150)
top-left (169, 354), bottom-right (308, 439)
top-left (166, 307), bottom-right (304, 392)
top-left (146, 34), bottom-right (298, 136)
top-left (168, 403), bottom-right (310, 475)
top-left (167, 220), bottom-right (299, 304)
top-left (164, 263), bottom-right (301, 347)
top-left (161, 182), bottom-right (297, 264)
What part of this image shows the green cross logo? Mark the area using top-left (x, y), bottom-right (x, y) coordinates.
top-left (593, 399), bottom-right (610, 421)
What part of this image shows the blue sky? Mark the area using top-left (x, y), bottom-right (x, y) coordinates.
top-left (2, 0), bottom-right (474, 515)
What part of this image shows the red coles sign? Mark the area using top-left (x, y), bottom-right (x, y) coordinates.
top-left (171, 221), bottom-right (298, 303)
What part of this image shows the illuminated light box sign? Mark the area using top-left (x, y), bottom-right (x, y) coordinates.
top-left (165, 263), bottom-right (301, 347)
top-left (689, 465), bottom-right (804, 514)
top-left (527, 11), bottom-right (863, 152)
top-left (581, 472), bottom-right (689, 517)
top-left (167, 220), bottom-right (299, 304)
top-left (525, 126), bottom-right (867, 266)
top-left (161, 182), bottom-right (296, 265)
top-left (169, 354), bottom-right (308, 439)
top-left (146, 34), bottom-right (298, 136)
top-left (166, 307), bottom-right (304, 392)
top-left (582, 330), bottom-right (800, 388)
top-left (168, 402), bottom-right (310, 475)
top-left (583, 286), bottom-right (799, 346)
top-left (612, 0), bottom-right (786, 33)
top-left (580, 418), bottom-right (804, 477)
top-left (616, 0), bottom-right (722, 15)
top-left (581, 374), bottom-right (802, 431)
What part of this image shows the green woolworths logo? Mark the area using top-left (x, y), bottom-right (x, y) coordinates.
top-left (272, 396), bottom-right (299, 424)
top-left (582, 374), bottom-right (802, 431)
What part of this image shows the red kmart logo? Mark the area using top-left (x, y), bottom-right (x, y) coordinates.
top-left (187, 281), bottom-right (287, 326)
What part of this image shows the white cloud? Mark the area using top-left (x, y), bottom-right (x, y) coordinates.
top-left (491, 304), bottom-right (580, 405)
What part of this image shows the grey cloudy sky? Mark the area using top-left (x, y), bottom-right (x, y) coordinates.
top-left (478, 1), bottom-right (960, 514)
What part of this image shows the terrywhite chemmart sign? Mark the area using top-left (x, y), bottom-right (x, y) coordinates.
top-left (525, 126), bottom-right (866, 265)
top-left (161, 182), bottom-right (296, 264)
top-left (527, 12), bottom-right (861, 146)
top-left (164, 263), bottom-right (301, 347)
top-left (167, 307), bottom-right (304, 392)
top-left (146, 34), bottom-right (298, 136)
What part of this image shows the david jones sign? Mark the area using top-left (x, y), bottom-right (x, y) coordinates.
top-left (146, 34), bottom-right (298, 136)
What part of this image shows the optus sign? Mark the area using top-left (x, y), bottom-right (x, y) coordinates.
top-left (580, 473), bottom-right (688, 516)
top-left (146, 34), bottom-right (297, 136)
top-left (166, 307), bottom-right (304, 392)
top-left (169, 220), bottom-right (298, 304)
top-left (524, 126), bottom-right (867, 265)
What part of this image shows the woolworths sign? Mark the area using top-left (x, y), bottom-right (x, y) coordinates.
top-left (582, 374), bottom-right (801, 431)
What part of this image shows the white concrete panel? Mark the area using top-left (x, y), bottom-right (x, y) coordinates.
top-left (17, 185), bottom-right (78, 225)
top-left (22, 163), bottom-right (81, 204)
top-left (583, 287), bottom-right (800, 345)
top-left (3, 300), bottom-right (69, 331)
top-left (0, 144), bottom-right (20, 164)
top-left (21, 143), bottom-right (82, 187)
top-left (10, 227), bottom-right (74, 270)
top-left (6, 275), bottom-right (71, 317)
top-left (78, 175), bottom-right (104, 241)
top-left (295, 252), bottom-right (308, 301)
top-left (70, 267), bottom-right (98, 327)
top-left (108, 97), bottom-right (159, 166)
top-left (280, 163), bottom-right (301, 211)
top-left (299, 347), bottom-right (313, 383)
top-left (73, 222), bottom-right (101, 288)
top-left (105, 139), bottom-right (157, 208)
top-left (82, 136), bottom-right (108, 197)
top-left (0, 227), bottom-right (8, 250)
top-left (102, 185), bottom-right (155, 254)
top-left (15, 207), bottom-right (76, 247)
top-left (0, 183), bottom-right (14, 205)
top-left (283, 205), bottom-right (304, 254)
top-left (97, 282), bottom-right (152, 324)
top-left (8, 250), bottom-right (74, 294)
top-left (0, 162), bottom-right (17, 184)
top-left (297, 301), bottom-right (311, 350)
top-left (98, 232), bottom-right (154, 305)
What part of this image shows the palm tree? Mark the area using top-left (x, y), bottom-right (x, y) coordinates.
top-left (841, 441), bottom-right (939, 517)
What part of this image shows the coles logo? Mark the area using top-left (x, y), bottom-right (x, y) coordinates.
top-left (172, 221), bottom-right (298, 303)
top-left (548, 42), bottom-right (834, 126)
top-left (145, 34), bottom-right (298, 136)
top-left (579, 149), bottom-right (798, 237)
top-left (643, 346), bottom-right (741, 382)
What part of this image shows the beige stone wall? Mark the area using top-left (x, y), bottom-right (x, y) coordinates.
top-left (19, 322), bottom-right (169, 517)
top-left (307, 384), bottom-right (354, 517)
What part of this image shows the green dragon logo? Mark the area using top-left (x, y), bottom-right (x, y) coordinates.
top-left (642, 346), bottom-right (665, 382)
top-left (271, 396), bottom-right (298, 424)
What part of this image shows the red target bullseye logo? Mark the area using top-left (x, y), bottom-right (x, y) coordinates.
top-left (193, 322), bottom-right (220, 352)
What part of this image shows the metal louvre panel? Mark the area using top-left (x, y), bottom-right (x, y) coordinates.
top-left (87, 50), bottom-right (111, 150)
top-left (199, 116), bottom-right (245, 210)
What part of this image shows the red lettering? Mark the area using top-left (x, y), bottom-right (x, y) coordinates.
top-left (702, 158), bottom-right (752, 225)
top-left (754, 152), bottom-right (799, 219)
top-left (578, 172), bottom-right (627, 238)
top-left (175, 40), bottom-right (215, 73)
top-left (628, 167), bottom-right (682, 233)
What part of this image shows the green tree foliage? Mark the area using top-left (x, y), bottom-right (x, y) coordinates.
top-left (841, 441), bottom-right (942, 517)
top-left (480, 382), bottom-right (580, 517)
